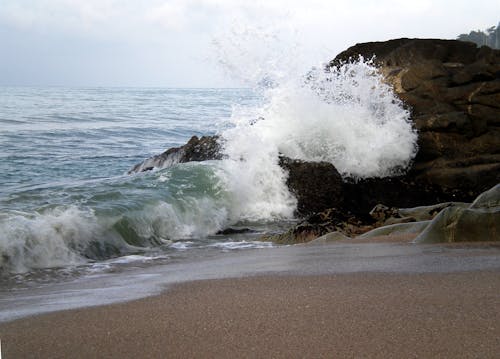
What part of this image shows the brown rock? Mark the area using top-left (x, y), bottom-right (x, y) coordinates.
top-left (279, 157), bottom-right (344, 216)
top-left (332, 38), bottom-right (500, 197)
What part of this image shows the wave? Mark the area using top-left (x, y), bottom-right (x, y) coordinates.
top-left (1, 45), bottom-right (417, 274)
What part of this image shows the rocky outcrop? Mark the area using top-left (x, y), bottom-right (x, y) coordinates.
top-left (414, 184), bottom-right (499, 243)
top-left (332, 38), bottom-right (500, 197)
top-left (129, 39), bottom-right (499, 225)
top-left (130, 141), bottom-right (345, 216)
top-left (128, 135), bottom-right (223, 174)
top-left (278, 184), bottom-right (499, 244)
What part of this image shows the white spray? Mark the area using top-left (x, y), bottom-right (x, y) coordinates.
top-left (213, 26), bottom-right (418, 221)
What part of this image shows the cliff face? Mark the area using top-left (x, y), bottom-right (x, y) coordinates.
top-left (332, 38), bottom-right (500, 195)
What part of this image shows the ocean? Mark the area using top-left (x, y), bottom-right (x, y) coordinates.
top-left (0, 87), bottom-right (279, 281)
top-left (0, 59), bottom-right (419, 291)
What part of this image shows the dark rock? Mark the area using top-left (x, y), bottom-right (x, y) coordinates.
top-left (128, 135), bottom-right (223, 173)
top-left (129, 39), bottom-right (499, 223)
top-left (341, 175), bottom-right (461, 219)
top-left (331, 38), bottom-right (500, 197)
top-left (279, 157), bottom-right (344, 216)
top-left (216, 227), bottom-right (255, 235)
top-left (369, 204), bottom-right (401, 223)
top-left (261, 208), bottom-right (371, 244)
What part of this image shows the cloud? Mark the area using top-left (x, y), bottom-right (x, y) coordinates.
top-left (1, 0), bottom-right (499, 86)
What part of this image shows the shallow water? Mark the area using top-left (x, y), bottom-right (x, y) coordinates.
top-left (1, 242), bottom-right (500, 322)
top-left (1, 87), bottom-right (278, 275)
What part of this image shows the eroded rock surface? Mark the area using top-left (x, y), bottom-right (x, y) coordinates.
top-left (332, 38), bottom-right (500, 196)
top-left (414, 184), bottom-right (500, 243)
top-left (129, 39), bottom-right (499, 238)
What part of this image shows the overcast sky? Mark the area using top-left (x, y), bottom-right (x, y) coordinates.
top-left (1, 0), bottom-right (498, 87)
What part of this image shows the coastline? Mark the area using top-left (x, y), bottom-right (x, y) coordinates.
top-left (1, 238), bottom-right (500, 358)
top-left (1, 270), bottom-right (499, 358)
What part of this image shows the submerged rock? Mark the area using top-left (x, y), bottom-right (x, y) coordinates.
top-left (216, 227), bottom-right (255, 235)
top-left (128, 135), bottom-right (222, 173)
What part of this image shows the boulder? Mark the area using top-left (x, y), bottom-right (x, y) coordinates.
top-left (414, 184), bottom-right (500, 243)
top-left (128, 135), bottom-right (223, 173)
top-left (279, 157), bottom-right (344, 215)
top-left (331, 39), bottom-right (500, 197)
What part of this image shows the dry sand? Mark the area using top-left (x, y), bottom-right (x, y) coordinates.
top-left (1, 271), bottom-right (499, 358)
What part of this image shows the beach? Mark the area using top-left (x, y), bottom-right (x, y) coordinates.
top-left (1, 240), bottom-right (500, 358)
top-left (1, 271), bottom-right (499, 358)
top-left (0, 37), bottom-right (499, 359)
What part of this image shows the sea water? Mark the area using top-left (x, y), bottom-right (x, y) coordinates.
top-left (0, 58), bottom-right (418, 282)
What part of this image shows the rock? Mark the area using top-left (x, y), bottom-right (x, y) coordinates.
top-left (369, 204), bottom-right (401, 223)
top-left (261, 208), bottom-right (370, 244)
top-left (369, 201), bottom-right (470, 224)
top-left (414, 184), bottom-right (500, 243)
top-left (398, 202), bottom-right (470, 221)
top-left (383, 216), bottom-right (417, 226)
top-left (331, 39), bottom-right (500, 198)
top-left (342, 176), bottom-right (457, 218)
top-left (358, 221), bottom-right (431, 239)
top-left (216, 227), bottom-right (255, 235)
top-left (470, 183), bottom-right (500, 209)
top-left (306, 232), bottom-right (351, 245)
top-left (129, 39), bottom-right (499, 220)
top-left (279, 157), bottom-right (344, 216)
top-left (128, 135), bottom-right (223, 173)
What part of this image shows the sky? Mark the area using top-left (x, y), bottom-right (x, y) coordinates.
top-left (0, 0), bottom-right (499, 87)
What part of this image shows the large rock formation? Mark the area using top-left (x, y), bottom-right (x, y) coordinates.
top-left (129, 39), bottom-right (499, 221)
top-left (332, 38), bottom-right (500, 198)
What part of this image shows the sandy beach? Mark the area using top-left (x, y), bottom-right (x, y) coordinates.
top-left (1, 270), bottom-right (499, 358)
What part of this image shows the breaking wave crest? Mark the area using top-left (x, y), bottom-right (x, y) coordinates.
top-left (1, 30), bottom-right (417, 274)
top-left (221, 57), bottom-right (417, 179)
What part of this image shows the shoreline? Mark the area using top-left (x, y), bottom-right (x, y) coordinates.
top-left (1, 270), bottom-right (499, 358)
top-left (2, 239), bottom-right (500, 322)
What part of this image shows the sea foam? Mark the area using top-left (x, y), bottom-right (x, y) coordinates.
top-left (0, 30), bottom-right (418, 274)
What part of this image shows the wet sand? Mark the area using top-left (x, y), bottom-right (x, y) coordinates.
top-left (1, 271), bottom-right (499, 358)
